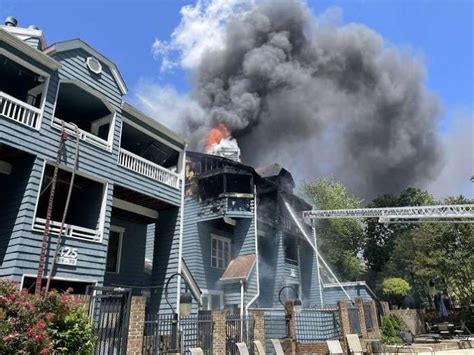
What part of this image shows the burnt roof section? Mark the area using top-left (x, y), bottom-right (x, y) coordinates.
top-left (220, 254), bottom-right (256, 282)
top-left (256, 163), bottom-right (295, 191)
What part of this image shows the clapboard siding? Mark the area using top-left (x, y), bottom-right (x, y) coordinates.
top-left (103, 218), bottom-right (151, 290)
top-left (1, 36), bottom-right (185, 288)
top-left (323, 285), bottom-right (374, 305)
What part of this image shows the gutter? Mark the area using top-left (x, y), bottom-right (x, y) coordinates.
top-left (176, 147), bottom-right (187, 317)
top-left (245, 186), bottom-right (260, 313)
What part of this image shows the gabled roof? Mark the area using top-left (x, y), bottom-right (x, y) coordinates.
top-left (256, 163), bottom-right (295, 189)
top-left (44, 39), bottom-right (127, 95)
top-left (220, 254), bottom-right (256, 282)
top-left (0, 28), bottom-right (60, 70)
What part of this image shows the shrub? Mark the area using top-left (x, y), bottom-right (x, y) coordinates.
top-left (0, 280), bottom-right (95, 354)
top-left (381, 314), bottom-right (407, 344)
top-left (382, 278), bottom-right (411, 307)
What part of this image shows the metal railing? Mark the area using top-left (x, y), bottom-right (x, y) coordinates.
top-left (225, 313), bottom-right (255, 355)
top-left (53, 117), bottom-right (110, 150)
top-left (348, 306), bottom-right (362, 335)
top-left (143, 312), bottom-right (213, 355)
top-left (33, 217), bottom-right (101, 242)
top-left (364, 302), bottom-right (373, 330)
top-left (295, 308), bottom-right (341, 343)
top-left (118, 148), bottom-right (181, 189)
top-left (0, 91), bottom-right (42, 129)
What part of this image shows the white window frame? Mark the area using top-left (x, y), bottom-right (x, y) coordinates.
top-left (105, 226), bottom-right (124, 274)
top-left (211, 234), bottom-right (231, 270)
top-left (0, 48), bottom-right (50, 130)
top-left (201, 289), bottom-right (224, 310)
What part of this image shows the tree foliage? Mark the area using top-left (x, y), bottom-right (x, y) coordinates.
top-left (303, 178), bottom-right (365, 281)
top-left (382, 277), bottom-right (411, 306)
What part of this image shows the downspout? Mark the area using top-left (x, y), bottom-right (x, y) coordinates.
top-left (312, 223), bottom-right (324, 307)
top-left (176, 146), bottom-right (187, 317)
top-left (245, 185), bottom-right (260, 314)
top-left (240, 279), bottom-right (244, 339)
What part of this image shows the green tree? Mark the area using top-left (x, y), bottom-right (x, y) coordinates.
top-left (382, 277), bottom-right (411, 307)
top-left (412, 196), bottom-right (474, 309)
top-left (363, 188), bottom-right (435, 291)
top-left (303, 178), bottom-right (365, 281)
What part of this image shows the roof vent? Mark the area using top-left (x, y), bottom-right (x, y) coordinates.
top-left (86, 57), bottom-right (103, 74)
top-left (4, 16), bottom-right (18, 27)
top-left (28, 25), bottom-right (40, 30)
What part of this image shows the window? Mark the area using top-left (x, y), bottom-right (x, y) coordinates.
top-left (284, 235), bottom-right (298, 265)
top-left (211, 234), bottom-right (231, 269)
top-left (106, 226), bottom-right (124, 273)
top-left (201, 290), bottom-right (223, 310)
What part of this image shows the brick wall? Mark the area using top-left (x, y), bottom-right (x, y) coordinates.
top-left (127, 296), bottom-right (146, 355)
top-left (212, 310), bottom-right (227, 355)
top-left (251, 310), bottom-right (265, 350)
top-left (299, 342), bottom-right (329, 354)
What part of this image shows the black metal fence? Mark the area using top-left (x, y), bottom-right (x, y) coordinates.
top-left (87, 286), bottom-right (132, 355)
top-left (348, 305), bottom-right (362, 335)
top-left (295, 308), bottom-right (341, 343)
top-left (225, 313), bottom-right (255, 355)
top-left (142, 311), bottom-right (213, 355)
top-left (364, 303), bottom-right (373, 330)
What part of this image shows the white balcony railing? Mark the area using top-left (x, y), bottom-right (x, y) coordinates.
top-left (53, 118), bottom-right (110, 150)
top-left (33, 217), bottom-right (101, 242)
top-left (118, 148), bottom-right (181, 189)
top-left (0, 91), bottom-right (42, 129)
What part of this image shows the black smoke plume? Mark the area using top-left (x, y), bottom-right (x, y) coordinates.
top-left (184, 1), bottom-right (443, 199)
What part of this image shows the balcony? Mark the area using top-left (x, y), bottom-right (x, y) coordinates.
top-left (199, 193), bottom-right (255, 218)
top-left (0, 91), bottom-right (42, 129)
top-left (118, 148), bottom-right (180, 189)
top-left (0, 53), bottom-right (46, 130)
top-left (33, 218), bottom-right (101, 242)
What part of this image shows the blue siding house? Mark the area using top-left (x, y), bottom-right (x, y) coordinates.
top-left (0, 19), bottom-right (186, 312)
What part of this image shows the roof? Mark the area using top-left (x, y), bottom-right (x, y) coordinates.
top-left (43, 39), bottom-right (127, 95)
top-left (323, 281), bottom-right (378, 300)
top-left (255, 163), bottom-right (286, 177)
top-left (0, 28), bottom-right (60, 70)
top-left (122, 102), bottom-right (187, 148)
top-left (220, 254), bottom-right (256, 282)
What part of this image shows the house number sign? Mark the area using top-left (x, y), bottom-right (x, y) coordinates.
top-left (56, 247), bottom-right (79, 266)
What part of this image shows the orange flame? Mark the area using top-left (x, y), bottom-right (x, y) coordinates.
top-left (206, 123), bottom-right (230, 151)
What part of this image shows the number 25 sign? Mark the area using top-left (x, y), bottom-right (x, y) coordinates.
top-left (57, 247), bottom-right (79, 266)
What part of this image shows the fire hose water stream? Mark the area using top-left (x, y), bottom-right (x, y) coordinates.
top-left (282, 199), bottom-right (353, 303)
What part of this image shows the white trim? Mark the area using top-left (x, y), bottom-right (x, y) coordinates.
top-left (176, 147), bottom-right (186, 318)
top-left (51, 80), bottom-right (116, 152)
top-left (211, 234), bottom-right (231, 270)
top-left (20, 274), bottom-right (98, 290)
top-left (31, 160), bottom-right (47, 231)
top-left (312, 225), bottom-right (324, 307)
top-left (0, 48), bottom-right (50, 129)
top-left (44, 39), bottom-right (127, 95)
top-left (122, 117), bottom-right (183, 153)
top-left (31, 162), bottom-right (107, 243)
top-left (0, 29), bottom-right (60, 70)
top-left (112, 197), bottom-right (159, 219)
top-left (246, 187), bottom-right (260, 311)
top-left (105, 225), bottom-right (124, 274)
top-left (86, 57), bottom-right (103, 74)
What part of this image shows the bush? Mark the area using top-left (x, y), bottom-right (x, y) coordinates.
top-left (381, 314), bottom-right (407, 344)
top-left (0, 280), bottom-right (96, 354)
top-left (382, 278), bottom-right (411, 307)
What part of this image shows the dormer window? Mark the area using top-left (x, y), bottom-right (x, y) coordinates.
top-left (53, 81), bottom-right (115, 150)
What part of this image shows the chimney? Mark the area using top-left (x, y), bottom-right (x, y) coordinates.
top-left (4, 16), bottom-right (18, 27)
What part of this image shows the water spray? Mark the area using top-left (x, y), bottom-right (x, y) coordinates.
top-left (282, 199), bottom-right (353, 303)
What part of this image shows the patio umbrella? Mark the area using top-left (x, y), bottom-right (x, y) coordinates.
top-left (439, 296), bottom-right (448, 319)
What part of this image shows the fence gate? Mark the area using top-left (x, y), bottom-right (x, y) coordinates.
top-left (225, 313), bottom-right (255, 355)
top-left (143, 311), bottom-right (214, 354)
top-left (87, 286), bottom-right (132, 355)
